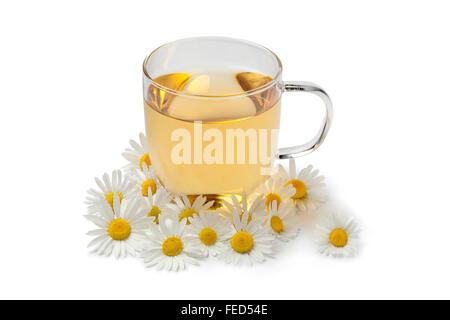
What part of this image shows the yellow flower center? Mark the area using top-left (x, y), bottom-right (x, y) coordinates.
top-left (270, 216), bottom-right (284, 233)
top-left (162, 236), bottom-right (183, 256)
top-left (107, 218), bottom-right (131, 241)
top-left (148, 205), bottom-right (161, 223)
top-left (139, 153), bottom-right (151, 170)
top-left (230, 231), bottom-right (254, 254)
top-left (179, 208), bottom-right (198, 224)
top-left (329, 228), bottom-right (348, 248)
top-left (141, 179), bottom-right (157, 197)
top-left (285, 179), bottom-right (307, 199)
top-left (199, 227), bottom-right (218, 246)
top-left (105, 191), bottom-right (123, 209)
top-left (265, 193), bottom-right (282, 210)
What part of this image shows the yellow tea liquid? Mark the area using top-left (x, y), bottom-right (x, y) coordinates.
top-left (144, 69), bottom-right (281, 197)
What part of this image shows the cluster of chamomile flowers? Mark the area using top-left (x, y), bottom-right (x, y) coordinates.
top-left (84, 133), bottom-right (361, 271)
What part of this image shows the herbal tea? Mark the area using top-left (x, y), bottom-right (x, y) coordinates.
top-left (144, 69), bottom-right (281, 196)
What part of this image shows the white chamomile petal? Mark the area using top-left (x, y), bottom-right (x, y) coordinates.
top-left (217, 204), bottom-right (275, 266)
top-left (255, 167), bottom-right (296, 212)
top-left (218, 193), bottom-right (265, 223)
top-left (279, 159), bottom-right (327, 215)
top-left (122, 132), bottom-right (151, 173)
top-left (139, 188), bottom-right (174, 225)
top-left (172, 194), bottom-right (214, 224)
top-left (266, 202), bottom-right (300, 241)
top-left (141, 215), bottom-right (200, 272)
top-left (85, 194), bottom-right (150, 259)
top-left (129, 165), bottom-right (165, 199)
top-left (85, 170), bottom-right (136, 215)
top-left (186, 211), bottom-right (233, 257)
top-left (314, 211), bottom-right (360, 258)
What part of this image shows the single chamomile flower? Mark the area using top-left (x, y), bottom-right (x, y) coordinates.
top-left (141, 215), bottom-right (200, 271)
top-left (255, 168), bottom-right (296, 210)
top-left (85, 170), bottom-right (135, 214)
top-left (140, 188), bottom-right (173, 224)
top-left (122, 132), bottom-right (151, 172)
top-left (266, 201), bottom-right (299, 241)
top-left (186, 211), bottom-right (233, 257)
top-left (218, 193), bottom-right (265, 223)
top-left (218, 208), bottom-right (274, 266)
top-left (85, 194), bottom-right (150, 258)
top-left (315, 211), bottom-right (360, 258)
top-left (172, 194), bottom-right (214, 224)
top-left (130, 164), bottom-right (163, 198)
top-left (280, 159), bottom-right (326, 214)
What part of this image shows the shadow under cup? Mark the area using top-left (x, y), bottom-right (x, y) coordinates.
top-left (143, 37), bottom-right (284, 201)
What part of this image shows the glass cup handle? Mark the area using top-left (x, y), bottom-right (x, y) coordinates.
top-left (277, 81), bottom-right (333, 159)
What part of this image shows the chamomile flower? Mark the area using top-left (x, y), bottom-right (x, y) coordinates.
top-left (266, 201), bottom-right (299, 241)
top-left (280, 159), bottom-right (326, 214)
top-left (141, 215), bottom-right (200, 271)
top-left (130, 165), bottom-right (163, 198)
top-left (140, 188), bottom-right (173, 224)
top-left (122, 132), bottom-right (151, 172)
top-left (218, 193), bottom-right (265, 223)
top-left (85, 170), bottom-right (135, 214)
top-left (172, 194), bottom-right (214, 224)
top-left (187, 211), bottom-right (233, 257)
top-left (85, 194), bottom-right (150, 258)
top-left (218, 208), bottom-right (274, 266)
top-left (315, 211), bottom-right (360, 257)
top-left (255, 169), bottom-right (296, 210)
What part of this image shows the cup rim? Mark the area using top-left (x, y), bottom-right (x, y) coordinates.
top-left (142, 36), bottom-right (283, 99)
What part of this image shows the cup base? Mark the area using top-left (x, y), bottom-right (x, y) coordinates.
top-left (187, 193), bottom-right (243, 210)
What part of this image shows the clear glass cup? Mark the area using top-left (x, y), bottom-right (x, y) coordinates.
top-left (143, 37), bottom-right (332, 201)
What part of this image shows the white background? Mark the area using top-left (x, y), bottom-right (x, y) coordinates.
top-left (1, 0), bottom-right (449, 300)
